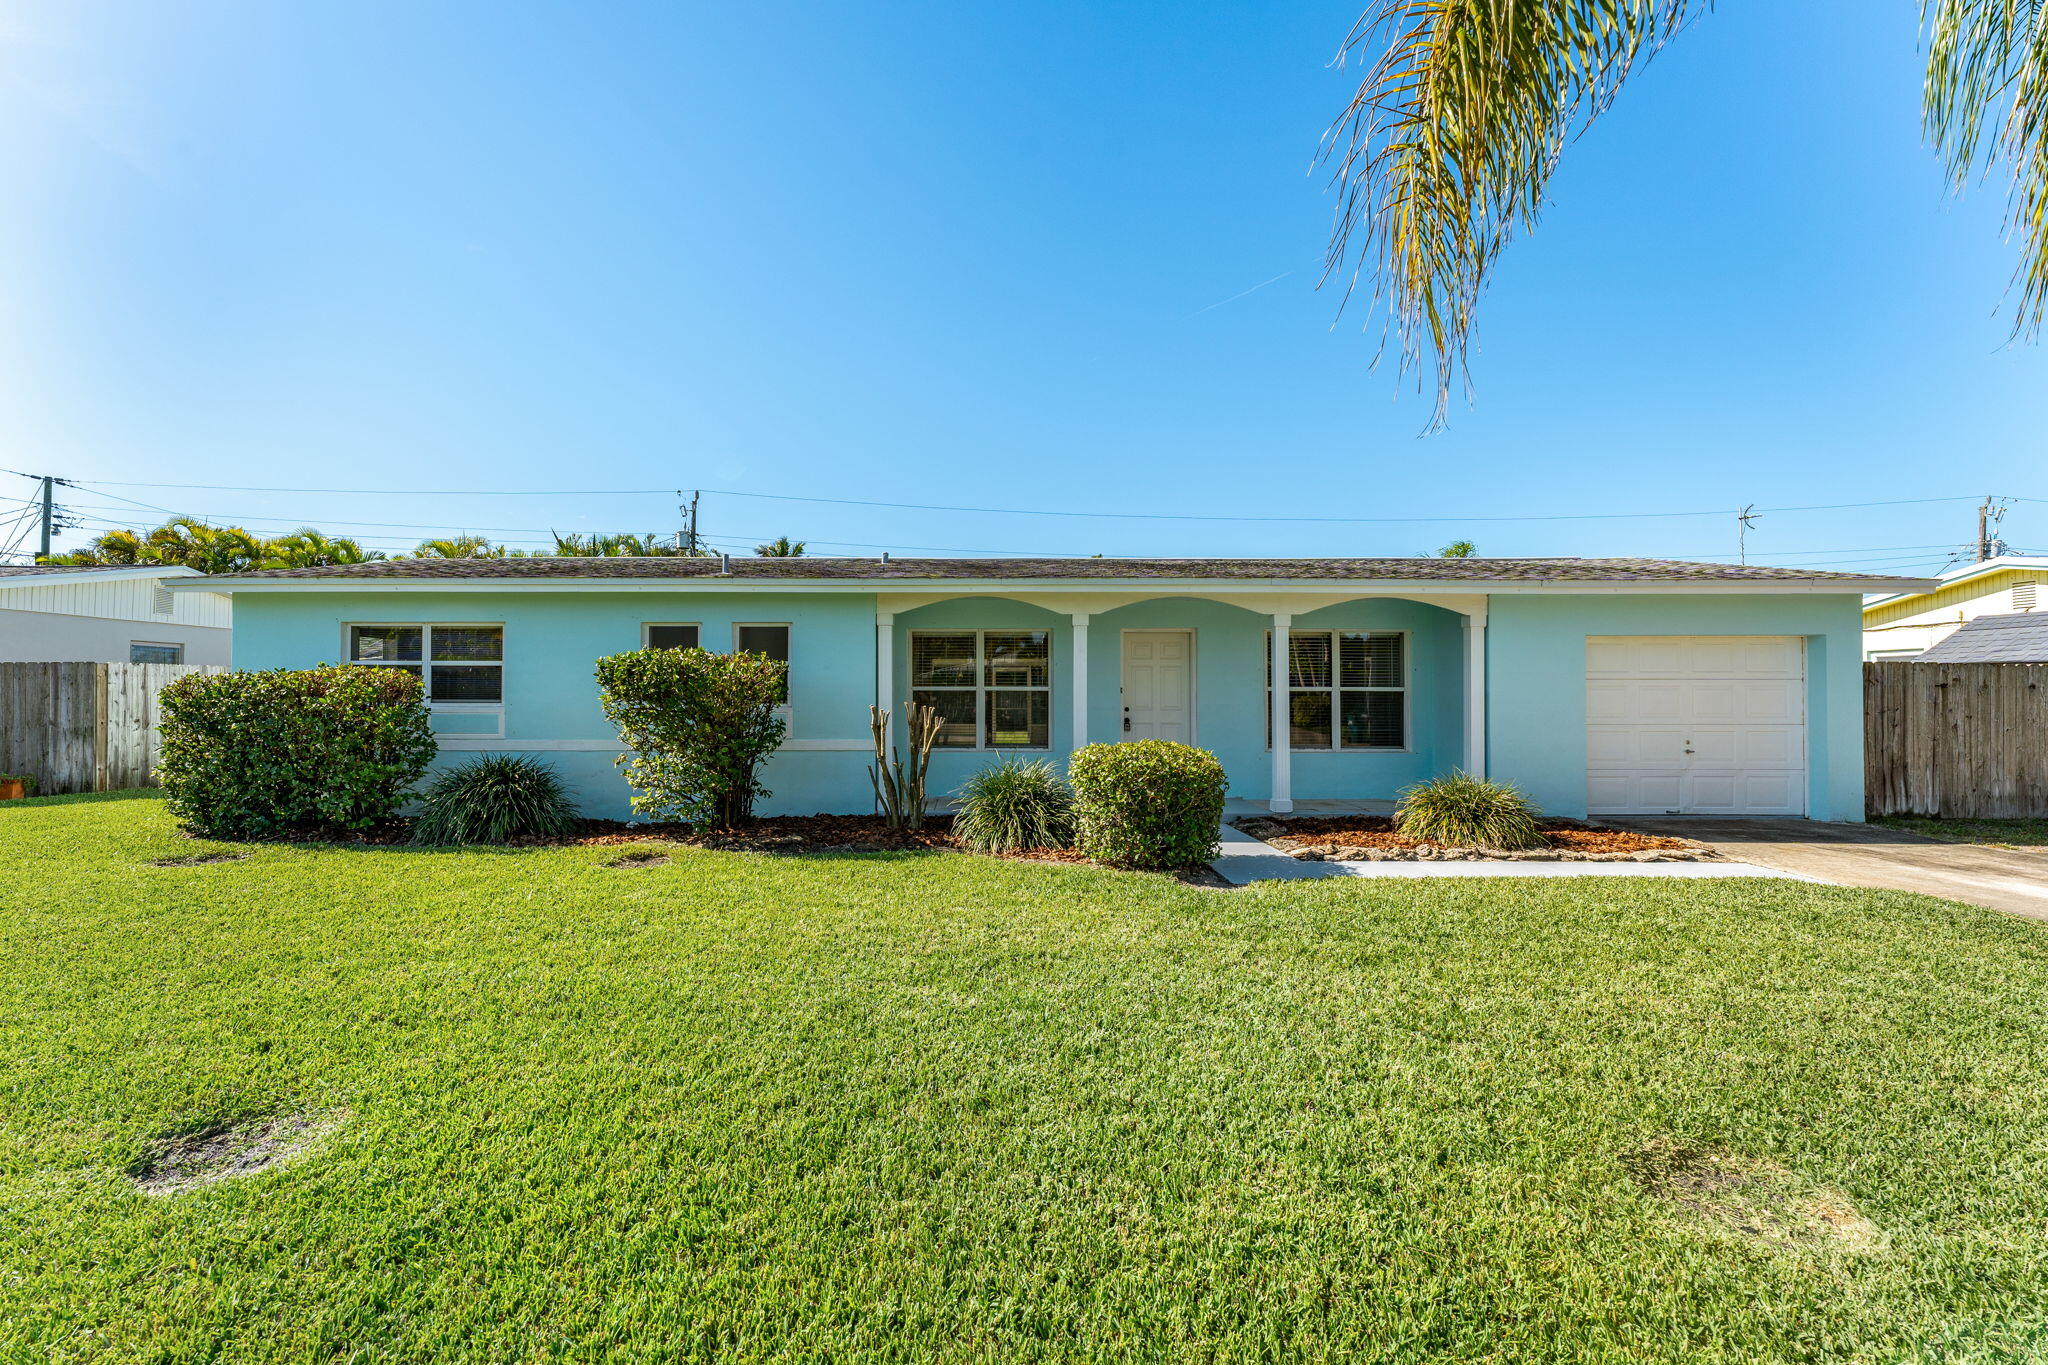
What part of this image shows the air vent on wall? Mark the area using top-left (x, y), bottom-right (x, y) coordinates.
top-left (2015, 580), bottom-right (2039, 613)
top-left (152, 583), bottom-right (174, 616)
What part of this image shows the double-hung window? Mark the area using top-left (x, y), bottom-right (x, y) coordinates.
top-left (1266, 631), bottom-right (1405, 750)
top-left (911, 630), bottom-right (1051, 749)
top-left (734, 624), bottom-right (791, 702)
top-left (349, 624), bottom-right (503, 702)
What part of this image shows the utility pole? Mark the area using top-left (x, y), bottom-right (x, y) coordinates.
top-left (1736, 504), bottom-right (1758, 565)
top-left (37, 476), bottom-right (54, 558)
top-left (1975, 495), bottom-right (2008, 563)
top-left (686, 490), bottom-right (700, 555)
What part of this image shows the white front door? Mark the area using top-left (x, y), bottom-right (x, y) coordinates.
top-left (1586, 636), bottom-right (1807, 816)
top-left (1121, 631), bottom-right (1193, 742)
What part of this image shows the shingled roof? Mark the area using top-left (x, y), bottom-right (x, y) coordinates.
top-left (0, 564), bottom-right (128, 577)
top-left (1916, 613), bottom-right (2048, 663)
top-left (194, 556), bottom-right (1919, 586)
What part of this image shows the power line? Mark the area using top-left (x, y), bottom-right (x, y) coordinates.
top-left (42, 475), bottom-right (2013, 526)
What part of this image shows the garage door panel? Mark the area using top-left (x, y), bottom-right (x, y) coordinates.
top-left (1736, 680), bottom-right (1801, 720)
top-left (1741, 638), bottom-right (1804, 675)
top-left (1736, 774), bottom-right (1802, 814)
top-left (1585, 637), bottom-right (1805, 816)
top-left (1586, 681), bottom-right (1631, 721)
top-left (1586, 642), bottom-right (1634, 675)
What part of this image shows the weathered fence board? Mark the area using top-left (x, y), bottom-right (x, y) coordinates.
top-left (1865, 661), bottom-right (2048, 818)
top-left (0, 662), bottom-right (225, 796)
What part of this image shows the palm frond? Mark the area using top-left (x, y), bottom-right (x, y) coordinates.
top-left (1924, 0), bottom-right (2048, 337)
top-left (1321, 0), bottom-right (1701, 425)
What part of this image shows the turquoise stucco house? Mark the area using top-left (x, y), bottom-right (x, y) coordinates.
top-left (190, 555), bottom-right (1931, 822)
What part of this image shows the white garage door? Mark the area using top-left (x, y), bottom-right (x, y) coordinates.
top-left (1586, 636), bottom-right (1807, 816)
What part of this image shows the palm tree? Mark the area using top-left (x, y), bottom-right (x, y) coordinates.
top-left (550, 532), bottom-right (703, 557)
top-left (262, 528), bottom-right (380, 568)
top-left (1323, 1), bottom-right (2048, 422)
top-left (1433, 541), bottom-right (1476, 559)
top-left (45, 517), bottom-right (265, 573)
top-left (408, 535), bottom-right (503, 559)
top-left (41, 528), bottom-right (151, 567)
top-left (754, 536), bottom-right (806, 557)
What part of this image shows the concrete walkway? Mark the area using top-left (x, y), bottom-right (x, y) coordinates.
top-left (1610, 818), bottom-right (2048, 922)
top-left (1210, 824), bottom-right (1806, 887)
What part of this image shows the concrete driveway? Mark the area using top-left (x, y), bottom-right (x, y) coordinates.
top-left (1611, 818), bottom-right (2048, 921)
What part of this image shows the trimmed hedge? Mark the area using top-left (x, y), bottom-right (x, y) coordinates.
top-left (157, 665), bottom-right (437, 836)
top-left (594, 646), bottom-right (788, 827)
top-left (1068, 740), bottom-right (1226, 869)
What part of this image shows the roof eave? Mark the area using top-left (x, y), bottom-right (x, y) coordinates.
top-left (180, 572), bottom-right (1936, 594)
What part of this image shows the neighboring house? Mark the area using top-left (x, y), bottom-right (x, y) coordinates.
top-left (185, 556), bottom-right (1930, 822)
top-left (1913, 613), bottom-right (2048, 663)
top-left (0, 565), bottom-right (232, 665)
top-left (1861, 556), bottom-right (2047, 660)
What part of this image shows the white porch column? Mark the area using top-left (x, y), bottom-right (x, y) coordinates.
top-left (875, 611), bottom-right (895, 750)
top-left (1270, 612), bottom-right (1292, 813)
top-left (1463, 605), bottom-right (1487, 777)
top-left (1070, 613), bottom-right (1090, 753)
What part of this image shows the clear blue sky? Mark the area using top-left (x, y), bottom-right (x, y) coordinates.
top-left (2, 0), bottom-right (2042, 571)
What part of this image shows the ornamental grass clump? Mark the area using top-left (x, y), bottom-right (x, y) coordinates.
top-left (409, 755), bottom-right (582, 845)
top-left (951, 759), bottom-right (1075, 853)
top-left (1394, 772), bottom-right (1544, 851)
top-left (1068, 740), bottom-right (1226, 870)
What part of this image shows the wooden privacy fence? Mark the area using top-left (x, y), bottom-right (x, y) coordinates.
top-left (1865, 661), bottom-right (2048, 818)
top-left (0, 663), bottom-right (226, 796)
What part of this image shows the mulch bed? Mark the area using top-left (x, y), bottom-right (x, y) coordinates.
top-left (1235, 815), bottom-right (1717, 863)
top-left (544, 813), bottom-right (1094, 865)
top-left (178, 812), bottom-right (1209, 873)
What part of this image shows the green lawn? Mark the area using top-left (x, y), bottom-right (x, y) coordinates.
top-left (7, 794), bottom-right (2048, 1363)
top-left (1873, 815), bottom-right (2048, 850)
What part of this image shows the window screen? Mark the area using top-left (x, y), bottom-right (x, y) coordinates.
top-left (646, 625), bottom-right (701, 649)
top-left (736, 625), bottom-right (790, 701)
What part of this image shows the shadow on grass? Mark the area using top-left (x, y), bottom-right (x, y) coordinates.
top-left (9, 787), bottom-right (165, 808)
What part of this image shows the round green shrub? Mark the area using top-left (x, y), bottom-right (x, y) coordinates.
top-left (156, 665), bottom-right (437, 837)
top-left (594, 647), bottom-right (788, 828)
top-left (410, 755), bottom-right (582, 845)
top-left (952, 758), bottom-right (1075, 852)
top-left (1394, 772), bottom-right (1544, 850)
top-left (1067, 740), bottom-right (1226, 869)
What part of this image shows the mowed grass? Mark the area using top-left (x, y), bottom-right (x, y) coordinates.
top-left (6, 796), bottom-right (2048, 1362)
top-left (1873, 815), bottom-right (2048, 850)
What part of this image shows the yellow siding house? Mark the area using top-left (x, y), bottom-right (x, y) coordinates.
top-left (1862, 556), bottom-right (2047, 659)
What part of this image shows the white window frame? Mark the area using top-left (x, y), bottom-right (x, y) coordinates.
top-left (641, 622), bottom-right (703, 649)
top-left (129, 641), bottom-right (184, 664)
top-left (909, 628), bottom-right (1054, 752)
top-left (1265, 629), bottom-right (1411, 752)
top-left (343, 623), bottom-right (505, 732)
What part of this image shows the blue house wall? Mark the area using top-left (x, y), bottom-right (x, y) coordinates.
top-left (1485, 592), bottom-right (1866, 822)
top-left (230, 586), bottom-right (1870, 823)
top-left (230, 590), bottom-right (881, 819)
